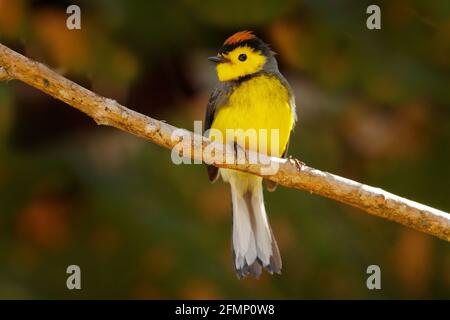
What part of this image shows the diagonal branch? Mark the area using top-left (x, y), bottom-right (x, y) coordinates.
top-left (1, 42), bottom-right (449, 242)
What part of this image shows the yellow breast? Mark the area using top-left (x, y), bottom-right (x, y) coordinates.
top-left (210, 74), bottom-right (294, 157)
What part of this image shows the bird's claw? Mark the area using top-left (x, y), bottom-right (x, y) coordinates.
top-left (232, 141), bottom-right (246, 163)
top-left (288, 156), bottom-right (304, 171)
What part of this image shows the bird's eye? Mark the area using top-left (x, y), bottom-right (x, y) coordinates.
top-left (238, 54), bottom-right (247, 62)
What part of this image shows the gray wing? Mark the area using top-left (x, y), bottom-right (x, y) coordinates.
top-left (204, 88), bottom-right (219, 134)
top-left (204, 84), bottom-right (231, 183)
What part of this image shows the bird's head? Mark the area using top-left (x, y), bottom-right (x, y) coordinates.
top-left (209, 31), bottom-right (277, 82)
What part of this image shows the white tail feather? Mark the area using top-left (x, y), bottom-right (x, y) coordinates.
top-left (222, 169), bottom-right (281, 278)
top-left (230, 184), bottom-right (257, 268)
top-left (251, 183), bottom-right (273, 266)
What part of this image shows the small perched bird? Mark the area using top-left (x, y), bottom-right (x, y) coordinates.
top-left (204, 31), bottom-right (297, 279)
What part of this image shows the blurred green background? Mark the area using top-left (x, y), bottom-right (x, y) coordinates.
top-left (0, 0), bottom-right (449, 299)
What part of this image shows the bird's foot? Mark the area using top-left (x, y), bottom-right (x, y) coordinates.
top-left (232, 141), bottom-right (246, 164)
top-left (288, 156), bottom-right (305, 172)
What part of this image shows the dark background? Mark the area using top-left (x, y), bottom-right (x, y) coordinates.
top-left (0, 0), bottom-right (449, 299)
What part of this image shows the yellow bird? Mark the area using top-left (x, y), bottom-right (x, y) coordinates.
top-left (204, 31), bottom-right (297, 279)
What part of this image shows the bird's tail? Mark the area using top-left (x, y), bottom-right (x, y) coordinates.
top-left (223, 170), bottom-right (282, 279)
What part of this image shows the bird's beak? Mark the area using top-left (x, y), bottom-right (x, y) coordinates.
top-left (208, 55), bottom-right (228, 64)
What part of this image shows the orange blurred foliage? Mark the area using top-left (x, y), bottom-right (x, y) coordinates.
top-left (269, 21), bottom-right (302, 68)
top-left (391, 229), bottom-right (433, 297)
top-left (180, 279), bottom-right (222, 299)
top-left (33, 9), bottom-right (89, 71)
top-left (17, 197), bottom-right (69, 251)
top-left (0, 0), bottom-right (26, 38)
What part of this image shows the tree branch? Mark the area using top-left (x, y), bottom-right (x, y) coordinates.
top-left (1, 42), bottom-right (449, 242)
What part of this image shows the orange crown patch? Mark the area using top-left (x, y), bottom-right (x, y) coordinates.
top-left (223, 30), bottom-right (256, 45)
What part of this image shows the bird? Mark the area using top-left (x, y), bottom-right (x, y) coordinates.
top-left (204, 31), bottom-right (297, 279)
